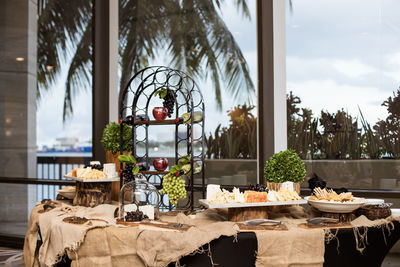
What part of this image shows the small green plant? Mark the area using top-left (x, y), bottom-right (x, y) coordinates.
top-left (101, 122), bottom-right (132, 154)
top-left (264, 149), bottom-right (306, 183)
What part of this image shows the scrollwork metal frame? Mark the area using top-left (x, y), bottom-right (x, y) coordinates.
top-left (119, 66), bottom-right (205, 210)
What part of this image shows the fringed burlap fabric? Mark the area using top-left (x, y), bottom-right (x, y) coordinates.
top-left (350, 215), bottom-right (400, 254)
top-left (23, 203), bottom-right (51, 267)
top-left (66, 216), bottom-right (239, 267)
top-left (24, 204), bottom-right (239, 267)
top-left (255, 206), bottom-right (325, 267)
top-left (24, 202), bottom-right (118, 266)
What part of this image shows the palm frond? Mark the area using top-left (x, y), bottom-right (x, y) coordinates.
top-left (37, 0), bottom-right (91, 101)
top-left (39, 0), bottom-right (255, 120)
top-left (63, 21), bottom-right (92, 121)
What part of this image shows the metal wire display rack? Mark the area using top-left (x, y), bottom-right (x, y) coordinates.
top-left (119, 66), bottom-right (205, 210)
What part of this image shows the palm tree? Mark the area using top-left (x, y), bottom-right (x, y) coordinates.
top-left (37, 0), bottom-right (255, 121)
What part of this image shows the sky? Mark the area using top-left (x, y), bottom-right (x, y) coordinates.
top-left (37, 0), bottom-right (400, 148)
top-left (287, 0), bottom-right (400, 124)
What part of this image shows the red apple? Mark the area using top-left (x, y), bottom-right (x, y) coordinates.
top-left (153, 158), bottom-right (168, 171)
top-left (152, 107), bottom-right (168, 120)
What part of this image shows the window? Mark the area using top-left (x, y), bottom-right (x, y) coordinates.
top-left (36, 0), bottom-right (93, 200)
top-left (118, 0), bottom-right (258, 206)
top-left (286, 0), bottom-right (400, 201)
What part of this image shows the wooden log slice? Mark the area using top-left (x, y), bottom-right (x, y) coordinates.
top-left (227, 207), bottom-right (269, 222)
top-left (238, 223), bottom-right (288, 231)
top-left (116, 219), bottom-right (192, 231)
top-left (298, 222), bottom-right (352, 229)
top-left (73, 181), bottom-right (112, 207)
top-left (321, 212), bottom-right (355, 223)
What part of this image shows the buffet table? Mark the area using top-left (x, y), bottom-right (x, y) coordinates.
top-left (23, 201), bottom-right (400, 267)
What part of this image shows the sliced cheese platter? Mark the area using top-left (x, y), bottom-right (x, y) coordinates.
top-left (202, 183), bottom-right (306, 222)
top-left (62, 161), bottom-right (119, 207)
top-left (199, 199), bottom-right (307, 209)
top-left (63, 161), bottom-right (120, 183)
top-left (63, 175), bottom-right (120, 183)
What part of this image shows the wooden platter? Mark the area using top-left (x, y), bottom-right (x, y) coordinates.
top-left (238, 223), bottom-right (288, 231)
top-left (298, 222), bottom-right (351, 230)
top-left (116, 219), bottom-right (192, 232)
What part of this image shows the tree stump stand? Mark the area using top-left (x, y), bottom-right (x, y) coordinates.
top-left (73, 181), bottom-right (112, 207)
top-left (321, 212), bottom-right (355, 223)
top-left (227, 207), bottom-right (269, 222)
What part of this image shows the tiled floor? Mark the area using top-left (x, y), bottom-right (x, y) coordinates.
top-left (382, 253), bottom-right (400, 267)
top-left (0, 247), bottom-right (24, 267)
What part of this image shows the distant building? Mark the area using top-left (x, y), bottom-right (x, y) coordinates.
top-left (56, 137), bottom-right (79, 147)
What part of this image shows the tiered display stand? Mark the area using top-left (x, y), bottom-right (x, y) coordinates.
top-left (119, 66), bottom-right (205, 210)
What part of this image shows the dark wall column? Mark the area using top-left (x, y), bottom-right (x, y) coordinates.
top-left (92, 0), bottom-right (118, 162)
top-left (257, 0), bottom-right (287, 183)
top-left (0, 0), bottom-right (37, 221)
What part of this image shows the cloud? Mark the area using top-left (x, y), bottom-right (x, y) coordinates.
top-left (383, 52), bottom-right (400, 83)
top-left (332, 59), bottom-right (377, 78)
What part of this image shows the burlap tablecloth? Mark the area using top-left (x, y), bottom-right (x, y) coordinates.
top-left (26, 203), bottom-right (398, 267)
top-left (23, 202), bottom-right (239, 267)
top-left (24, 202), bottom-right (118, 267)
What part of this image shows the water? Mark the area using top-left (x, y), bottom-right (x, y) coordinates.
top-left (37, 152), bottom-right (92, 157)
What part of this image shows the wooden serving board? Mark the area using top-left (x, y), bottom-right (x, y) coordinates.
top-left (298, 222), bottom-right (352, 230)
top-left (116, 219), bottom-right (192, 232)
top-left (238, 223), bottom-right (288, 231)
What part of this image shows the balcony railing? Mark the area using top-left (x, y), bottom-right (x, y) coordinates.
top-left (36, 156), bottom-right (91, 200)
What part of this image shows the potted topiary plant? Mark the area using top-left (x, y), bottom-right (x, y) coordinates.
top-left (101, 122), bottom-right (133, 163)
top-left (264, 149), bottom-right (306, 193)
top-left (101, 122), bottom-right (133, 200)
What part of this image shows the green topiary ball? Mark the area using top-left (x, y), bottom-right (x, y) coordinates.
top-left (264, 149), bottom-right (306, 183)
top-left (101, 122), bottom-right (133, 154)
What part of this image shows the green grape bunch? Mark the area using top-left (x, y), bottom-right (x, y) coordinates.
top-left (160, 154), bottom-right (202, 206)
top-left (160, 173), bottom-right (186, 205)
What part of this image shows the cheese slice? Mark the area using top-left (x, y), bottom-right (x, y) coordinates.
top-left (281, 181), bottom-right (294, 192)
top-left (233, 187), bottom-right (245, 203)
top-left (206, 184), bottom-right (221, 201)
top-left (76, 167), bottom-right (91, 178)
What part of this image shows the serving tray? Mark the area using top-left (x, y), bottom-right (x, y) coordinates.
top-left (116, 219), bottom-right (192, 231)
top-left (64, 175), bottom-right (120, 183)
top-left (199, 199), bottom-right (307, 209)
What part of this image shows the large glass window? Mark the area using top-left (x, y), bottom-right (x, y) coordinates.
top-left (286, 0), bottom-right (400, 196)
top-left (118, 0), bottom-right (258, 205)
top-left (36, 0), bottom-right (93, 200)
